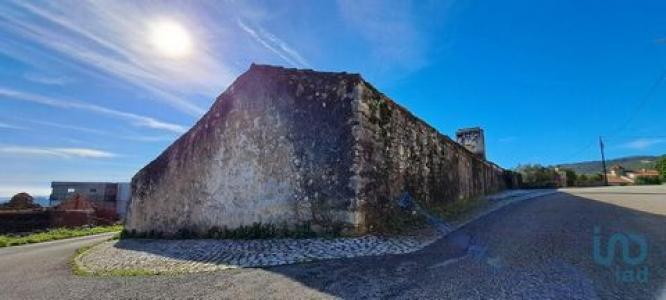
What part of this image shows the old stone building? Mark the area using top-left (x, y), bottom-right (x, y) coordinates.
top-left (125, 64), bottom-right (518, 236)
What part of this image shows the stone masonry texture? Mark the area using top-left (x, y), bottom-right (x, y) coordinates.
top-left (125, 64), bottom-right (519, 236)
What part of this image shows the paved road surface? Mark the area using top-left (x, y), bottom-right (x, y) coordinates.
top-left (1, 186), bottom-right (664, 299)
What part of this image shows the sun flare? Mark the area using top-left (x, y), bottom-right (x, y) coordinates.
top-left (149, 20), bottom-right (192, 58)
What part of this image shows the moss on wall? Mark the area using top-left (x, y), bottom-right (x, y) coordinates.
top-left (353, 81), bottom-right (514, 233)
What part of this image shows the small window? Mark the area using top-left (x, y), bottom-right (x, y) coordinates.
top-left (67, 188), bottom-right (75, 193)
top-left (90, 188), bottom-right (97, 193)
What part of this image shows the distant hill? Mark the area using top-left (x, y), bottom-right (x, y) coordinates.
top-left (557, 155), bottom-right (662, 174)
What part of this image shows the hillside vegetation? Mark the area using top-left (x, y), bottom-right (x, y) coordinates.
top-left (558, 155), bottom-right (660, 174)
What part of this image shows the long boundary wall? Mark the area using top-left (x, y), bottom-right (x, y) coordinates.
top-left (349, 81), bottom-right (515, 232)
top-left (126, 65), bottom-right (519, 236)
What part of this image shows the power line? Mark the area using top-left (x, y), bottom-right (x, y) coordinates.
top-left (562, 141), bottom-right (597, 162)
top-left (557, 68), bottom-right (666, 164)
top-left (606, 68), bottom-right (666, 138)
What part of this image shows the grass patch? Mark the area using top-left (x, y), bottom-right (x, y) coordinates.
top-left (430, 196), bottom-right (489, 223)
top-left (121, 222), bottom-right (323, 240)
top-left (71, 244), bottom-right (94, 276)
top-left (370, 208), bottom-right (428, 234)
top-left (0, 224), bottom-right (123, 248)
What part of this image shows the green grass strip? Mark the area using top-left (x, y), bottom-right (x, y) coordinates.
top-left (0, 224), bottom-right (123, 247)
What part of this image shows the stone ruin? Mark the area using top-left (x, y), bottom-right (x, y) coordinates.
top-left (125, 64), bottom-right (519, 237)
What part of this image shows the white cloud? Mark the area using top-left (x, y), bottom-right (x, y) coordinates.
top-left (0, 87), bottom-right (187, 134)
top-left (0, 1), bottom-right (239, 116)
top-left (262, 30), bottom-right (310, 68)
top-left (621, 138), bottom-right (665, 150)
top-left (237, 19), bottom-right (311, 68)
top-left (23, 73), bottom-right (74, 85)
top-left (24, 119), bottom-right (176, 143)
top-left (0, 146), bottom-right (116, 158)
top-left (131, 116), bottom-right (187, 134)
top-left (55, 148), bottom-right (116, 158)
top-left (122, 135), bottom-right (175, 142)
top-left (27, 120), bottom-right (107, 135)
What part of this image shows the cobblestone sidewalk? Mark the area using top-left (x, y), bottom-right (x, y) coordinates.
top-left (77, 189), bottom-right (556, 275)
top-left (78, 229), bottom-right (439, 274)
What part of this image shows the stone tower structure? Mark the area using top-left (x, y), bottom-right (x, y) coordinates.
top-left (456, 127), bottom-right (486, 160)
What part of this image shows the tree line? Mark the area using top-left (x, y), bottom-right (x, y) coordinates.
top-left (516, 155), bottom-right (666, 188)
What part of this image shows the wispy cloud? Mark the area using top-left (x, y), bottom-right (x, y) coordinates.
top-left (621, 138), bottom-right (665, 150)
top-left (121, 135), bottom-right (175, 143)
top-left (0, 121), bottom-right (24, 130)
top-left (0, 87), bottom-right (187, 134)
top-left (237, 19), bottom-right (310, 68)
top-left (0, 146), bottom-right (116, 158)
top-left (24, 120), bottom-right (176, 143)
top-left (27, 120), bottom-right (107, 135)
top-left (0, 1), bottom-right (239, 116)
top-left (336, 0), bottom-right (428, 72)
top-left (23, 73), bottom-right (74, 85)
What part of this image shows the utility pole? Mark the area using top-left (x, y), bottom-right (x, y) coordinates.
top-left (599, 136), bottom-right (609, 186)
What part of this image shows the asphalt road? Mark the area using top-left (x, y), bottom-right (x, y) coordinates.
top-left (1, 185), bottom-right (665, 299)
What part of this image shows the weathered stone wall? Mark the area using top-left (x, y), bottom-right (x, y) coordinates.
top-left (125, 64), bottom-right (517, 236)
top-left (350, 82), bottom-right (510, 232)
top-left (126, 65), bottom-right (361, 235)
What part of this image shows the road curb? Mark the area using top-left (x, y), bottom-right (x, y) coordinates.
top-left (71, 235), bottom-right (118, 276)
top-left (437, 189), bottom-right (558, 238)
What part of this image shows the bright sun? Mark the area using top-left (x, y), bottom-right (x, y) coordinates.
top-left (149, 20), bottom-right (192, 58)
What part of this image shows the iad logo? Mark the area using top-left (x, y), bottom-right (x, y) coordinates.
top-left (593, 226), bottom-right (648, 283)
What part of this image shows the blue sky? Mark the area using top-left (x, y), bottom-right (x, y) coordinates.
top-left (1, 0), bottom-right (665, 197)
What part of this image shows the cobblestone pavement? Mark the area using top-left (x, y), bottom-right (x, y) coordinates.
top-left (79, 230), bottom-right (440, 274)
top-left (78, 189), bottom-right (555, 274)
